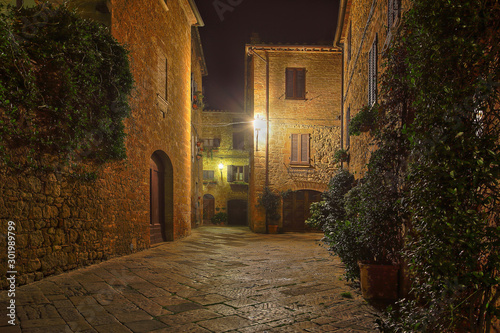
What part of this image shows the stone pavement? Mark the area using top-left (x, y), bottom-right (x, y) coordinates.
top-left (1, 226), bottom-right (382, 332)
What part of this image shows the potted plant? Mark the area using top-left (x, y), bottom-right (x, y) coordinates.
top-left (349, 104), bottom-right (379, 136)
top-left (333, 148), bottom-right (349, 163)
top-left (257, 187), bottom-right (281, 234)
top-left (192, 91), bottom-right (205, 110)
top-left (210, 212), bottom-right (227, 225)
top-left (323, 167), bottom-right (402, 300)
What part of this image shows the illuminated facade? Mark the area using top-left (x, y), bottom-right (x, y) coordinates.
top-left (200, 110), bottom-right (252, 226)
top-left (244, 42), bottom-right (343, 233)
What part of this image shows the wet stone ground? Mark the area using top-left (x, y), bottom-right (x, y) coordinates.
top-left (1, 226), bottom-right (382, 332)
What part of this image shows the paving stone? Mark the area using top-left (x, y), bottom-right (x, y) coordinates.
top-left (163, 302), bottom-right (204, 313)
top-left (123, 319), bottom-right (169, 332)
top-left (197, 315), bottom-right (253, 332)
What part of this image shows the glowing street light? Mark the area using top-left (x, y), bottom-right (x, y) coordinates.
top-left (254, 114), bottom-right (266, 151)
top-left (218, 162), bottom-right (224, 180)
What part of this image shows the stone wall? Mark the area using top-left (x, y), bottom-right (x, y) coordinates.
top-left (0, 0), bottom-right (202, 288)
top-left (246, 46), bottom-right (343, 233)
top-left (339, 0), bottom-right (411, 178)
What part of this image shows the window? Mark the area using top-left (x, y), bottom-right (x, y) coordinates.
top-left (346, 106), bottom-right (351, 148)
top-left (388, 0), bottom-right (401, 28)
top-left (285, 68), bottom-right (306, 99)
top-left (203, 170), bottom-right (215, 180)
top-left (203, 138), bottom-right (220, 149)
top-left (347, 22), bottom-right (352, 64)
top-left (164, 58), bottom-right (168, 100)
top-left (227, 165), bottom-right (249, 183)
top-left (233, 123), bottom-right (245, 150)
top-left (368, 35), bottom-right (378, 106)
top-left (290, 134), bottom-right (310, 165)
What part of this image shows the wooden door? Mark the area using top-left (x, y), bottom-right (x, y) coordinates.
top-left (150, 156), bottom-right (166, 244)
top-left (282, 190), bottom-right (322, 232)
top-left (228, 200), bottom-right (248, 226)
top-left (203, 194), bottom-right (215, 224)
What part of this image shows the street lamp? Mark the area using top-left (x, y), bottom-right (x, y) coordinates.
top-left (218, 162), bottom-right (224, 181)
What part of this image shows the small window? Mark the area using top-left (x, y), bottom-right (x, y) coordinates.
top-left (227, 165), bottom-right (249, 183)
top-left (203, 170), bottom-right (215, 180)
top-left (203, 138), bottom-right (220, 149)
top-left (233, 123), bottom-right (245, 150)
top-left (388, 0), bottom-right (401, 28)
top-left (285, 68), bottom-right (306, 99)
top-left (290, 134), bottom-right (310, 165)
top-left (368, 35), bottom-right (378, 106)
top-left (165, 58), bottom-right (168, 100)
top-left (347, 22), bottom-right (352, 63)
top-left (346, 106), bottom-right (351, 148)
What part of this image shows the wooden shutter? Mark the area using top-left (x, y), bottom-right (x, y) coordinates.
top-left (301, 134), bottom-right (309, 163)
top-left (244, 166), bottom-right (249, 183)
top-left (291, 134), bottom-right (299, 162)
top-left (227, 165), bottom-right (234, 182)
top-left (286, 69), bottom-right (294, 98)
top-left (346, 106), bottom-right (351, 148)
top-left (296, 69), bottom-right (305, 99)
top-left (368, 36), bottom-right (378, 106)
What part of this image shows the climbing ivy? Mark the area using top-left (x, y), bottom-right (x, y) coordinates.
top-left (0, 3), bottom-right (133, 169)
top-left (376, 0), bottom-right (500, 332)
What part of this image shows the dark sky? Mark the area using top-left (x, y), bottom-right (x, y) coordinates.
top-left (194, 0), bottom-right (339, 112)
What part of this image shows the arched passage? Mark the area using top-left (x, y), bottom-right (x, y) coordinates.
top-left (282, 190), bottom-right (322, 232)
top-left (150, 151), bottom-right (174, 244)
top-left (203, 194), bottom-right (215, 225)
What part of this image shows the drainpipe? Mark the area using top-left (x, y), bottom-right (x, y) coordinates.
top-left (265, 51), bottom-right (270, 189)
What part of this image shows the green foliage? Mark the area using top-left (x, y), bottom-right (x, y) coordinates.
top-left (210, 212), bottom-right (227, 225)
top-left (305, 200), bottom-right (327, 229)
top-left (348, 104), bottom-right (379, 136)
top-left (333, 148), bottom-right (349, 163)
top-left (257, 186), bottom-right (282, 222)
top-left (375, 0), bottom-right (500, 331)
top-left (0, 3), bottom-right (133, 168)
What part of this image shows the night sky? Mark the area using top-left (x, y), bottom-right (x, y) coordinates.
top-left (194, 0), bottom-right (339, 112)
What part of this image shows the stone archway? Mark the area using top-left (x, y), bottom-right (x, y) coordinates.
top-left (282, 190), bottom-right (322, 232)
top-left (150, 151), bottom-right (174, 244)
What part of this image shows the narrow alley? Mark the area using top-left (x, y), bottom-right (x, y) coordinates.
top-left (1, 227), bottom-right (380, 332)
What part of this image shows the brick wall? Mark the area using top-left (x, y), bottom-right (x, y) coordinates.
top-left (246, 46), bottom-right (343, 233)
top-left (0, 0), bottom-right (202, 288)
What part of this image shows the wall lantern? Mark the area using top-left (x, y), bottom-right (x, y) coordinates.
top-left (254, 114), bottom-right (266, 151)
top-left (218, 162), bottom-right (224, 180)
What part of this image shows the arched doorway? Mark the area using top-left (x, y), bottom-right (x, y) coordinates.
top-left (282, 190), bottom-right (322, 232)
top-left (203, 194), bottom-right (215, 224)
top-left (150, 151), bottom-right (174, 244)
top-left (228, 199), bottom-right (248, 226)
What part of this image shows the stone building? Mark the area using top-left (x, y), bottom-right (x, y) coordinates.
top-left (245, 42), bottom-right (343, 233)
top-left (191, 26), bottom-right (208, 229)
top-left (200, 110), bottom-right (252, 226)
top-left (0, 0), bottom-right (206, 287)
top-left (334, 0), bottom-right (410, 177)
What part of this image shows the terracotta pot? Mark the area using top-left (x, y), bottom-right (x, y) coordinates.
top-left (359, 262), bottom-right (399, 300)
top-left (268, 225), bottom-right (279, 234)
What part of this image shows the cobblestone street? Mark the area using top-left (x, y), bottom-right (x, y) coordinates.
top-left (1, 226), bottom-right (381, 332)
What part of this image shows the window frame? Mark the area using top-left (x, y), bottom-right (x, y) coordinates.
top-left (290, 133), bottom-right (310, 166)
top-left (368, 35), bottom-right (378, 106)
top-left (285, 68), bottom-right (306, 100)
top-left (203, 170), bottom-right (215, 180)
top-left (387, 0), bottom-right (401, 29)
top-left (203, 138), bottom-right (221, 149)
